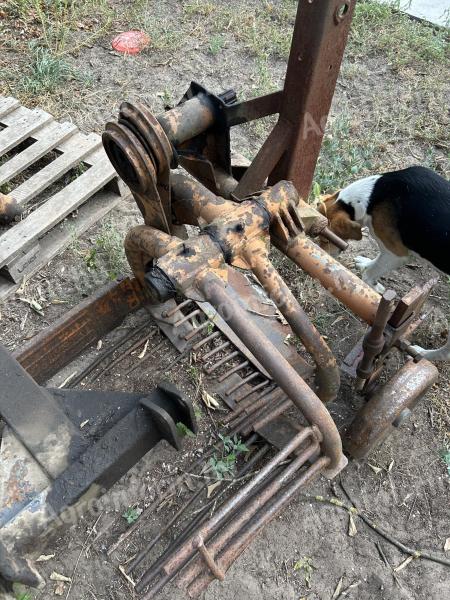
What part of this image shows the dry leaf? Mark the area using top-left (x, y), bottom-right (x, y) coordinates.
top-left (387, 460), bottom-right (394, 472)
top-left (58, 371), bottom-right (77, 389)
top-left (54, 581), bottom-right (66, 596)
top-left (80, 419), bottom-right (89, 429)
top-left (201, 390), bottom-right (220, 410)
top-left (331, 575), bottom-right (344, 599)
top-left (207, 481), bottom-right (221, 498)
top-left (348, 513), bottom-right (357, 537)
top-left (97, 339), bottom-right (103, 351)
top-left (50, 571), bottom-right (71, 582)
top-left (138, 339), bottom-right (149, 359)
top-left (368, 463), bottom-right (382, 475)
top-left (36, 553), bottom-right (55, 562)
top-left (393, 555), bottom-right (414, 572)
top-left (444, 537), bottom-right (450, 552)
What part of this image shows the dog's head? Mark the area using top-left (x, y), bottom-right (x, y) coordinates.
top-left (318, 191), bottom-right (362, 241)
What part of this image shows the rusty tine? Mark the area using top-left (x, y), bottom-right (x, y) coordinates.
top-left (234, 378), bottom-right (270, 401)
top-left (128, 485), bottom-right (205, 574)
top-left (180, 436), bottom-right (320, 590)
top-left (173, 309), bottom-right (202, 328)
top-left (184, 321), bottom-right (211, 341)
top-left (247, 398), bottom-right (292, 433)
top-left (97, 328), bottom-right (158, 378)
top-left (67, 317), bottom-right (155, 388)
top-left (231, 390), bottom-right (285, 433)
top-left (225, 371), bottom-right (260, 396)
top-left (222, 384), bottom-right (279, 424)
top-left (162, 299), bottom-right (193, 318)
top-left (186, 456), bottom-right (330, 596)
top-left (217, 360), bottom-right (249, 383)
top-left (205, 351), bottom-right (239, 374)
top-left (192, 330), bottom-right (221, 350)
top-left (124, 340), bottom-right (166, 376)
top-left (138, 442), bottom-right (270, 595)
top-left (202, 341), bottom-right (231, 361)
top-left (159, 429), bottom-right (315, 580)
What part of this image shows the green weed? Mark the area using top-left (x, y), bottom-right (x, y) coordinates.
top-left (293, 555), bottom-right (316, 588)
top-left (208, 434), bottom-right (249, 480)
top-left (209, 34), bottom-right (225, 56)
top-left (122, 506), bottom-right (141, 525)
top-left (21, 45), bottom-right (73, 94)
top-left (176, 422), bottom-right (196, 438)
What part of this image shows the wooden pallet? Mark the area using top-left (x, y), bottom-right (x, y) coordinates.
top-left (0, 96), bottom-right (128, 300)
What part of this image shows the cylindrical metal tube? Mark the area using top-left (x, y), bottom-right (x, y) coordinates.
top-left (274, 234), bottom-right (380, 325)
top-left (252, 256), bottom-right (340, 402)
top-left (157, 95), bottom-right (217, 146)
top-left (171, 172), bottom-right (235, 225)
top-left (197, 272), bottom-right (345, 476)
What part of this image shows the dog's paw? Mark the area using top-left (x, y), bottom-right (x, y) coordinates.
top-left (410, 345), bottom-right (450, 362)
top-left (354, 255), bottom-right (374, 272)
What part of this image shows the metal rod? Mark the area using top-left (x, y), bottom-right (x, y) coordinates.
top-left (184, 320), bottom-right (212, 341)
top-left (234, 379), bottom-right (271, 401)
top-left (180, 439), bottom-right (319, 588)
top-left (160, 428), bottom-right (316, 578)
top-left (162, 299), bottom-right (193, 318)
top-left (187, 456), bottom-right (330, 596)
top-left (67, 317), bottom-right (154, 387)
top-left (173, 309), bottom-right (202, 328)
top-left (205, 351), bottom-right (239, 374)
top-left (100, 329), bottom-right (158, 377)
top-left (225, 371), bottom-right (260, 396)
top-left (222, 384), bottom-right (279, 425)
top-left (192, 330), bottom-right (221, 350)
top-left (217, 360), bottom-right (249, 383)
top-left (252, 254), bottom-right (339, 403)
top-left (137, 441), bottom-right (270, 593)
top-left (202, 341), bottom-right (231, 361)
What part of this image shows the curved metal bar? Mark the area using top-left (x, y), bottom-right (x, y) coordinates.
top-left (251, 255), bottom-right (340, 403)
top-left (197, 271), bottom-right (346, 477)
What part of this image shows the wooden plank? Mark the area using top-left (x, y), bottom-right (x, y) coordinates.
top-left (0, 97), bottom-right (21, 120)
top-left (0, 151), bottom-right (116, 269)
top-left (1, 242), bottom-right (40, 283)
top-left (0, 189), bottom-right (125, 300)
top-left (0, 107), bottom-right (53, 157)
top-left (10, 132), bottom-right (101, 206)
top-left (0, 121), bottom-right (78, 186)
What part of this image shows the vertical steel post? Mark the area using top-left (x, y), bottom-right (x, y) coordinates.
top-left (269, 0), bottom-right (356, 199)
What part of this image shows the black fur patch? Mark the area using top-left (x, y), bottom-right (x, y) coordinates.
top-left (367, 166), bottom-right (450, 275)
top-left (336, 199), bottom-right (356, 221)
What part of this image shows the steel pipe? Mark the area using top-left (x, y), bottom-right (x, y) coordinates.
top-left (251, 255), bottom-right (340, 402)
top-left (274, 234), bottom-right (381, 324)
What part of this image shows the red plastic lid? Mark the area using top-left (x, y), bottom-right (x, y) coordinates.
top-left (111, 31), bottom-right (150, 54)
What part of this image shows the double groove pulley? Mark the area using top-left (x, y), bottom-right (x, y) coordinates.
top-left (102, 102), bottom-right (173, 195)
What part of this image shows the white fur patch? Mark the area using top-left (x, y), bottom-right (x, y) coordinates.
top-left (338, 175), bottom-right (381, 222)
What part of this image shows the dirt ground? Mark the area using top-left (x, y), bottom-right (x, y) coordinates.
top-left (1, 1), bottom-right (449, 599)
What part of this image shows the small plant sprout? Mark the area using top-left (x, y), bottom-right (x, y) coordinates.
top-left (441, 448), bottom-right (450, 477)
top-left (293, 555), bottom-right (316, 588)
top-left (176, 422), bottom-right (195, 438)
top-left (122, 506), bottom-right (142, 525)
top-left (208, 434), bottom-right (249, 480)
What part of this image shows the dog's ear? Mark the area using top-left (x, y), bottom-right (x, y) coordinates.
top-left (333, 214), bottom-right (362, 241)
top-left (318, 191), bottom-right (339, 216)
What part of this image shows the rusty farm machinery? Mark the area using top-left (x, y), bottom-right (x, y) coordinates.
top-left (0, 1), bottom-right (442, 597)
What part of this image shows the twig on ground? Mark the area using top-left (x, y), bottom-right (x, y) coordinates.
top-left (65, 513), bottom-right (103, 600)
top-left (299, 484), bottom-right (450, 569)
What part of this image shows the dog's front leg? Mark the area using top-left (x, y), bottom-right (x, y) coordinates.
top-left (355, 250), bottom-right (409, 293)
top-left (412, 326), bottom-right (450, 362)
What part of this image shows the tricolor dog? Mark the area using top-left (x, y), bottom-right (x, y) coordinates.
top-left (319, 166), bottom-right (450, 361)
